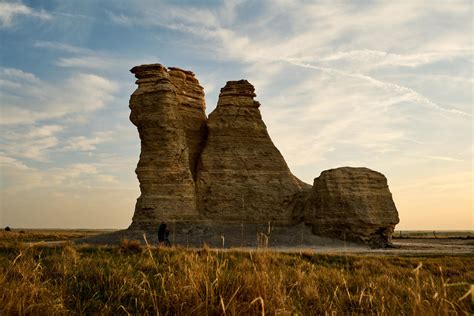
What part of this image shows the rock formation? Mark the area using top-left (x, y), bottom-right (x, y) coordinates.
top-left (127, 63), bottom-right (400, 246)
top-left (128, 64), bottom-right (200, 229)
top-left (196, 80), bottom-right (308, 224)
top-left (168, 67), bottom-right (207, 178)
top-left (306, 167), bottom-right (399, 246)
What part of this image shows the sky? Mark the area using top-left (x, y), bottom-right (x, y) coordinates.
top-left (0, 0), bottom-right (472, 230)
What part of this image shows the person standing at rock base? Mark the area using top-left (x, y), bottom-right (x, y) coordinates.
top-left (158, 222), bottom-right (166, 244)
top-left (158, 222), bottom-right (171, 247)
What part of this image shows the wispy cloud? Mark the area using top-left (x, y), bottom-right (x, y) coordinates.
top-left (0, 67), bottom-right (119, 162)
top-left (107, 0), bottom-right (470, 174)
top-left (314, 49), bottom-right (472, 68)
top-left (0, 125), bottom-right (64, 161)
top-left (423, 155), bottom-right (464, 162)
top-left (63, 131), bottom-right (115, 152)
top-left (0, 126), bottom-right (117, 162)
top-left (0, 67), bottom-right (118, 125)
top-left (107, 0), bottom-right (472, 116)
top-left (1, 0), bottom-right (471, 229)
top-left (34, 40), bottom-right (93, 54)
top-left (0, 1), bottom-right (52, 27)
top-left (1, 154), bottom-right (119, 193)
top-left (280, 59), bottom-right (472, 117)
top-left (34, 40), bottom-right (157, 71)
top-left (56, 55), bottom-right (137, 70)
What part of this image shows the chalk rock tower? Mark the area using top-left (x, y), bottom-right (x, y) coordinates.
top-left (196, 80), bottom-right (308, 224)
top-left (168, 67), bottom-right (207, 178)
top-left (128, 64), bottom-right (204, 229)
top-left (126, 63), bottom-right (400, 247)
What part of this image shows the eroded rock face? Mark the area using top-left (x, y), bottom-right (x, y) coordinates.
top-left (305, 167), bottom-right (399, 247)
top-left (196, 80), bottom-right (308, 224)
top-left (168, 67), bottom-right (207, 178)
top-left (128, 64), bottom-right (199, 229)
top-left (126, 63), bottom-right (400, 246)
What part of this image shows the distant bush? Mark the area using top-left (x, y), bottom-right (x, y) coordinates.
top-left (4, 226), bottom-right (11, 232)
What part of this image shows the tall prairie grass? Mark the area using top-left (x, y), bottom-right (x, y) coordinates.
top-left (1, 239), bottom-right (472, 315)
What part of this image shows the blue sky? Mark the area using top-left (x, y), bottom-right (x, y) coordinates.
top-left (0, 0), bottom-right (472, 229)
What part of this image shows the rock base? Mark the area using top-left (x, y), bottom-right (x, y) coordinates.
top-left (76, 222), bottom-right (365, 248)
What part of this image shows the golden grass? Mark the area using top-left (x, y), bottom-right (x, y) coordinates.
top-left (0, 231), bottom-right (472, 314)
top-left (0, 229), bottom-right (107, 244)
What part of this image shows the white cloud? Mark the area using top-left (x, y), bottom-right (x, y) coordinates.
top-left (304, 49), bottom-right (472, 69)
top-left (57, 163), bottom-right (98, 178)
top-left (26, 124), bottom-right (63, 138)
top-left (1, 1), bottom-right (471, 229)
top-left (1, 155), bottom-right (44, 192)
top-left (422, 155), bottom-right (464, 162)
top-left (14, 136), bottom-right (58, 160)
top-left (0, 68), bottom-right (118, 125)
top-left (0, 154), bottom-right (29, 170)
top-left (34, 40), bottom-right (158, 71)
top-left (0, 68), bottom-right (119, 161)
top-left (1, 125), bottom-right (63, 161)
top-left (96, 174), bottom-right (119, 184)
top-left (33, 40), bottom-right (92, 54)
top-left (56, 55), bottom-right (135, 70)
top-left (113, 0), bottom-right (470, 172)
top-left (0, 2), bottom-right (52, 27)
top-left (0, 155), bottom-right (119, 194)
top-left (0, 67), bottom-right (41, 83)
top-left (115, 0), bottom-right (471, 66)
top-left (280, 60), bottom-right (472, 117)
top-left (107, 12), bottom-right (133, 26)
top-left (108, 1), bottom-right (472, 117)
top-left (63, 131), bottom-right (114, 152)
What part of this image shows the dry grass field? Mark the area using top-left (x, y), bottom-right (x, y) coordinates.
top-left (0, 230), bottom-right (473, 315)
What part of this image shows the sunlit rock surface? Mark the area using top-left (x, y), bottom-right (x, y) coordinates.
top-left (124, 63), bottom-right (399, 247)
top-left (128, 64), bottom-right (199, 229)
top-left (196, 80), bottom-right (308, 224)
top-left (305, 167), bottom-right (399, 247)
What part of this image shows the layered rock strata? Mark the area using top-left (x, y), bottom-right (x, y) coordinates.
top-left (168, 67), bottom-right (207, 178)
top-left (196, 80), bottom-right (308, 224)
top-left (305, 167), bottom-right (399, 247)
top-left (128, 64), bottom-right (200, 229)
top-left (126, 63), bottom-right (399, 246)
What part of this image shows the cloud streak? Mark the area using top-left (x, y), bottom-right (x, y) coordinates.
top-left (0, 2), bottom-right (52, 27)
top-left (104, 0), bottom-right (472, 177)
top-left (1, 0), bottom-right (471, 229)
top-left (1, 154), bottom-right (120, 194)
top-left (0, 68), bottom-right (118, 125)
top-left (63, 132), bottom-right (115, 152)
